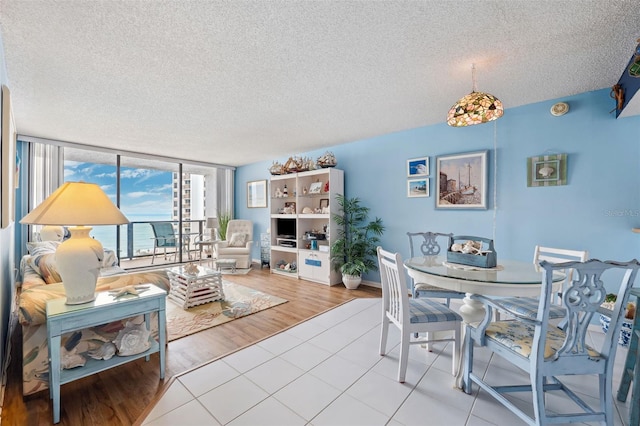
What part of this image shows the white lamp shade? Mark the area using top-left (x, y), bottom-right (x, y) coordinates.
top-left (206, 217), bottom-right (219, 229)
top-left (20, 181), bottom-right (129, 225)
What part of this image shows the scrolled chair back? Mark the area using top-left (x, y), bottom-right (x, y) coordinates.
top-left (539, 258), bottom-right (640, 362)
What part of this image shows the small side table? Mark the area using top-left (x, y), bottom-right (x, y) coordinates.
top-left (195, 239), bottom-right (219, 267)
top-left (167, 265), bottom-right (224, 309)
top-left (46, 285), bottom-right (166, 424)
top-left (216, 258), bottom-right (237, 273)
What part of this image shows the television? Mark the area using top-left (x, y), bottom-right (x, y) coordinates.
top-left (276, 218), bottom-right (296, 239)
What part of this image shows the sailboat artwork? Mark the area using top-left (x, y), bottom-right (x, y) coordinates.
top-left (436, 151), bottom-right (488, 209)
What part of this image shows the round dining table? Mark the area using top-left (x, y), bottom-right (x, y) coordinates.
top-left (404, 256), bottom-right (564, 324)
top-left (404, 256), bottom-right (565, 389)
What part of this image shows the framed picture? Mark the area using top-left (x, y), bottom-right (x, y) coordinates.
top-left (308, 181), bottom-right (323, 194)
top-left (1, 85), bottom-right (16, 229)
top-left (407, 156), bottom-right (429, 177)
top-left (527, 153), bottom-right (567, 187)
top-left (319, 198), bottom-right (329, 208)
top-left (436, 150), bottom-right (488, 209)
top-left (247, 179), bottom-right (267, 208)
top-left (407, 178), bottom-right (429, 197)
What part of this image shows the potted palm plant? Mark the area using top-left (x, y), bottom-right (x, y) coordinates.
top-left (330, 194), bottom-right (385, 289)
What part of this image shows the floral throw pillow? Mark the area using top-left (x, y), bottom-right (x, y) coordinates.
top-left (228, 232), bottom-right (247, 247)
top-left (27, 253), bottom-right (63, 284)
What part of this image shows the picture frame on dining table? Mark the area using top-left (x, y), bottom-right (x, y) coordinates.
top-left (435, 150), bottom-right (488, 210)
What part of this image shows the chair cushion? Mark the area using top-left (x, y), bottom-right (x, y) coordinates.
top-left (484, 321), bottom-right (600, 359)
top-left (498, 296), bottom-right (566, 319)
top-left (415, 283), bottom-right (464, 297)
top-left (27, 253), bottom-right (62, 284)
top-left (228, 232), bottom-right (247, 247)
top-left (408, 298), bottom-right (462, 323)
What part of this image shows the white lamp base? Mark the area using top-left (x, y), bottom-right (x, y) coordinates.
top-left (55, 226), bottom-right (104, 305)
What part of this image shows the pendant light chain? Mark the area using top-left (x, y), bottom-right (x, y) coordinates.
top-left (492, 120), bottom-right (498, 242)
top-left (471, 63), bottom-right (477, 92)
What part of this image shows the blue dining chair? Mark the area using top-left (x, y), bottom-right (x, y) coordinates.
top-left (406, 232), bottom-right (464, 306)
top-left (493, 246), bottom-right (588, 322)
top-left (463, 258), bottom-right (640, 425)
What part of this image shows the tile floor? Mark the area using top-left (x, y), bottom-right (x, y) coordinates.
top-left (143, 298), bottom-right (634, 426)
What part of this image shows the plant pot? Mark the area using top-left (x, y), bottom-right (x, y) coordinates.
top-left (342, 274), bottom-right (362, 290)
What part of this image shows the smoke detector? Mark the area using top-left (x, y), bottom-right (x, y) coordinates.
top-left (550, 102), bottom-right (569, 116)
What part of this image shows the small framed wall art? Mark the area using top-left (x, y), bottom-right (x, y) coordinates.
top-left (247, 179), bottom-right (268, 208)
top-left (407, 178), bottom-right (429, 197)
top-left (526, 153), bottom-right (567, 187)
top-left (407, 156), bottom-right (429, 177)
top-left (436, 150), bottom-right (488, 209)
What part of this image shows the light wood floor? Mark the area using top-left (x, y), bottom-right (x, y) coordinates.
top-left (1, 265), bottom-right (381, 425)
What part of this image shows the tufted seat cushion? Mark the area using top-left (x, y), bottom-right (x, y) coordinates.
top-left (484, 321), bottom-right (600, 359)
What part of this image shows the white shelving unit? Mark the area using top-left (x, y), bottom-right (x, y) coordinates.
top-left (269, 168), bottom-right (344, 285)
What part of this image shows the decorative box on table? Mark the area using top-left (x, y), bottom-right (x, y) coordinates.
top-left (447, 235), bottom-right (497, 268)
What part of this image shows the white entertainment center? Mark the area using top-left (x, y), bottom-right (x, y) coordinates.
top-left (269, 168), bottom-right (344, 285)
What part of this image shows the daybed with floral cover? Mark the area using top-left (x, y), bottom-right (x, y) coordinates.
top-left (18, 242), bottom-right (169, 396)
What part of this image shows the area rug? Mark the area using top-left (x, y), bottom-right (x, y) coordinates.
top-left (166, 281), bottom-right (287, 341)
top-left (219, 267), bottom-right (252, 275)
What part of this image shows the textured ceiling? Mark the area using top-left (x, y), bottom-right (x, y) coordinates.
top-left (1, 1), bottom-right (639, 167)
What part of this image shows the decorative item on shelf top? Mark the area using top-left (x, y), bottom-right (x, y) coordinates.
top-left (301, 156), bottom-right (316, 172)
top-left (284, 156), bottom-right (303, 173)
top-left (317, 151), bottom-right (337, 168)
top-left (269, 161), bottom-right (285, 175)
top-left (446, 235), bottom-right (497, 268)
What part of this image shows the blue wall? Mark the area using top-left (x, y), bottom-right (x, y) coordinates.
top-left (237, 89), bottom-right (640, 284)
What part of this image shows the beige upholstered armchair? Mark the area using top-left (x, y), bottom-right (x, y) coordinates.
top-left (215, 219), bottom-right (253, 268)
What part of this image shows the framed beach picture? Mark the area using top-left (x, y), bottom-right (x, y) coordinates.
top-left (247, 179), bottom-right (267, 208)
top-left (436, 150), bottom-right (488, 209)
top-left (407, 178), bottom-right (429, 198)
top-left (407, 156), bottom-right (429, 177)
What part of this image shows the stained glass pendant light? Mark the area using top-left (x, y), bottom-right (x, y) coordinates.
top-left (447, 64), bottom-right (503, 127)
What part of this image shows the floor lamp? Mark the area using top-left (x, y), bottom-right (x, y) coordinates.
top-left (20, 182), bottom-right (129, 304)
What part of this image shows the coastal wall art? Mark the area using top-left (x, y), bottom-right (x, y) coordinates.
top-left (436, 150), bottom-right (488, 209)
top-left (526, 153), bottom-right (567, 187)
